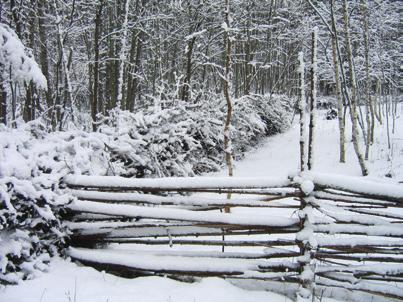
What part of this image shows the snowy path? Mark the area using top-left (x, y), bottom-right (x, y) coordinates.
top-left (1, 109), bottom-right (401, 302)
top-left (218, 109), bottom-right (402, 179)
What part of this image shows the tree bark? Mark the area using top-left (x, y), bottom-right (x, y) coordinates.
top-left (343, 0), bottom-right (368, 176)
top-left (298, 52), bottom-right (307, 172)
top-left (37, 0), bottom-right (53, 126)
top-left (116, 0), bottom-right (131, 109)
top-left (54, 0), bottom-right (75, 130)
top-left (92, 1), bottom-right (104, 131)
top-left (330, 0), bottom-right (346, 163)
top-left (361, 0), bottom-right (374, 160)
top-left (0, 75), bottom-right (6, 125)
top-left (223, 0), bottom-right (234, 214)
top-left (181, 37), bottom-right (196, 102)
top-left (307, 28), bottom-right (317, 171)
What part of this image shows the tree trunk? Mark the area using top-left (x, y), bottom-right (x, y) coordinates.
top-left (24, 6), bottom-right (38, 123)
top-left (181, 37), bottom-right (196, 102)
top-left (244, 8), bottom-right (252, 96)
top-left (116, 0), bottom-right (131, 109)
top-left (54, 1), bottom-right (75, 130)
top-left (92, 1), bottom-right (104, 131)
top-left (361, 0), bottom-right (374, 160)
top-left (37, 0), bottom-right (53, 126)
top-left (298, 52), bottom-right (307, 172)
top-left (128, 29), bottom-right (143, 111)
top-left (10, 0), bottom-right (22, 38)
top-left (375, 78), bottom-right (382, 124)
top-left (0, 2), bottom-right (3, 126)
top-left (307, 28), bottom-right (317, 171)
top-left (223, 0), bottom-right (234, 214)
top-left (343, 0), bottom-right (368, 176)
top-left (105, 4), bottom-right (116, 112)
top-left (0, 76), bottom-right (6, 125)
top-left (330, 0), bottom-right (346, 163)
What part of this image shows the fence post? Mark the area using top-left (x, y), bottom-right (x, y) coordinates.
top-left (296, 178), bottom-right (317, 301)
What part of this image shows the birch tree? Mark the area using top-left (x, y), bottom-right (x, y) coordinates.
top-left (361, 0), bottom-right (374, 160)
top-left (307, 27), bottom-right (317, 171)
top-left (298, 52), bottom-right (307, 172)
top-left (330, 0), bottom-right (346, 163)
top-left (223, 0), bottom-right (234, 213)
top-left (342, 0), bottom-right (368, 176)
top-left (0, 0), bottom-right (398, 139)
top-left (116, 0), bottom-right (131, 110)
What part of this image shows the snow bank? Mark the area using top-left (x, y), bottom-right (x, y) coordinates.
top-left (0, 257), bottom-right (292, 302)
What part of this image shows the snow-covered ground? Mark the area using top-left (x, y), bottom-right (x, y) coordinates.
top-left (1, 258), bottom-right (290, 302)
top-left (219, 108), bottom-right (403, 179)
top-left (1, 108), bottom-right (402, 302)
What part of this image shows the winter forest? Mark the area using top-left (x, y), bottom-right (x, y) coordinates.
top-left (0, 0), bottom-right (402, 302)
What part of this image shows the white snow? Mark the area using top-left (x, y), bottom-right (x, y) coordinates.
top-left (0, 257), bottom-right (292, 302)
top-left (2, 108), bottom-right (402, 302)
top-left (67, 247), bottom-right (260, 273)
top-left (215, 107), bottom-right (403, 179)
top-left (300, 180), bottom-right (314, 196)
top-left (69, 189), bottom-right (295, 208)
top-left (0, 24), bottom-right (47, 89)
top-left (68, 199), bottom-right (299, 227)
top-left (65, 175), bottom-right (291, 189)
top-left (302, 171), bottom-right (403, 200)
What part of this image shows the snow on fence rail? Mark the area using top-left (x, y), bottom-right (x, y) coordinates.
top-left (63, 173), bottom-right (403, 302)
top-left (64, 175), bottom-right (292, 190)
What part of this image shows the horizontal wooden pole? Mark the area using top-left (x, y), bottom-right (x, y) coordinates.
top-left (316, 273), bottom-right (403, 300)
top-left (65, 175), bottom-right (292, 190)
top-left (302, 171), bottom-right (403, 203)
top-left (316, 253), bottom-right (403, 263)
top-left (67, 199), bottom-right (299, 228)
top-left (97, 238), bottom-right (297, 247)
top-left (71, 226), bottom-right (299, 241)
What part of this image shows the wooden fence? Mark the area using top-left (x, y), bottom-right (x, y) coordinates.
top-left (63, 172), bottom-right (403, 302)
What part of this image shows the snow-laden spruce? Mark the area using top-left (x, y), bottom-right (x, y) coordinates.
top-left (0, 93), bottom-right (293, 284)
top-left (0, 24), bottom-right (47, 89)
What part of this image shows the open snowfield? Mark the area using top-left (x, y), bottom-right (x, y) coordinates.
top-left (1, 108), bottom-right (402, 302)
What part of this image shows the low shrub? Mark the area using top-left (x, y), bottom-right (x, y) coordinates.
top-left (0, 93), bottom-right (293, 283)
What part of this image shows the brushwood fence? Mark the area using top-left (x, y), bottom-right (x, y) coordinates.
top-left (63, 172), bottom-right (403, 301)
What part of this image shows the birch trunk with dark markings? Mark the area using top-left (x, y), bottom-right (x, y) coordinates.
top-left (330, 0), bottom-right (345, 163)
top-left (298, 52), bottom-right (307, 172)
top-left (223, 0), bottom-right (234, 214)
top-left (92, 0), bottom-right (104, 131)
top-left (342, 0), bottom-right (368, 176)
top-left (307, 28), bottom-right (317, 170)
top-left (361, 0), bottom-right (374, 160)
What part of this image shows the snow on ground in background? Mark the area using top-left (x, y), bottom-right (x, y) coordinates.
top-left (1, 108), bottom-right (401, 302)
top-left (0, 258), bottom-right (291, 302)
top-left (221, 107), bottom-right (403, 179)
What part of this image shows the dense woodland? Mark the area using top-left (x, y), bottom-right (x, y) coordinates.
top-left (0, 0), bottom-right (399, 129)
top-left (0, 0), bottom-right (401, 291)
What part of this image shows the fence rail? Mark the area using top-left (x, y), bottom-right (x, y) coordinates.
top-left (63, 172), bottom-right (403, 301)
